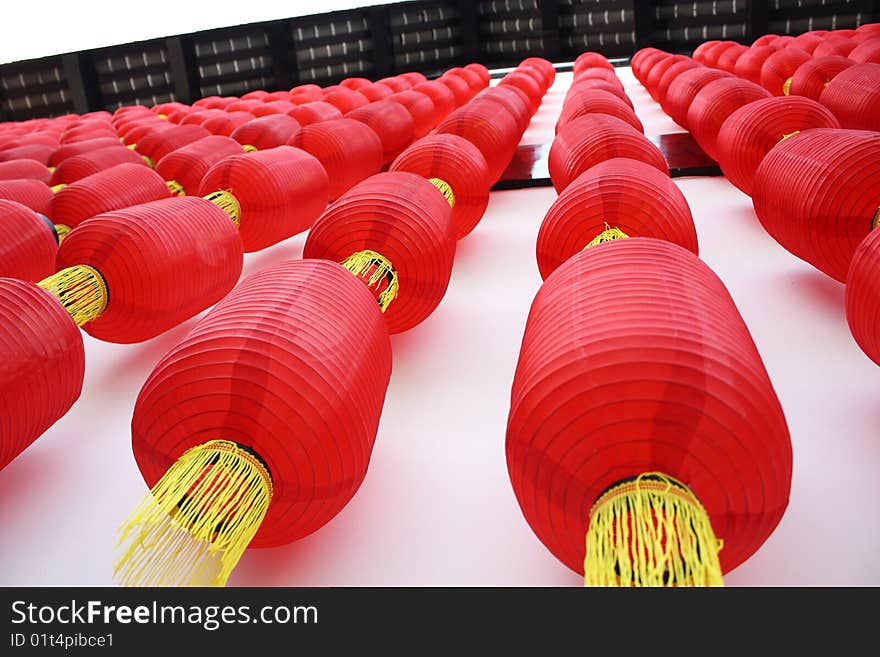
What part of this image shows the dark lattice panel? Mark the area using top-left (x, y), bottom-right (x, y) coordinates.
top-left (560, 0), bottom-right (637, 58)
top-left (193, 28), bottom-right (275, 97)
top-left (769, 0), bottom-right (869, 34)
top-left (0, 57), bottom-right (74, 120)
top-left (390, 1), bottom-right (463, 73)
top-left (93, 41), bottom-right (175, 111)
top-left (478, 0), bottom-right (545, 65)
top-left (292, 13), bottom-right (374, 85)
top-left (652, 0), bottom-right (751, 47)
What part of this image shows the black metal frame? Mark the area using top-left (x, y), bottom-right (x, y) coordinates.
top-left (1, 0), bottom-right (877, 121)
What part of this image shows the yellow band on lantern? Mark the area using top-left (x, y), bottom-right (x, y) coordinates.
top-left (157, 114), bottom-right (168, 120)
top-left (340, 249), bottom-right (400, 313)
top-left (142, 155), bottom-right (155, 168)
top-left (166, 180), bottom-right (186, 196)
top-left (51, 183), bottom-right (67, 193)
top-left (241, 144), bottom-right (258, 153)
top-left (126, 143), bottom-right (137, 150)
top-left (37, 264), bottom-right (109, 326)
top-left (778, 130), bottom-right (800, 145)
top-left (114, 440), bottom-right (273, 588)
top-left (584, 472), bottom-right (724, 587)
top-left (872, 207), bottom-right (880, 230)
top-left (428, 178), bottom-right (456, 208)
top-left (54, 224), bottom-right (71, 244)
top-left (782, 77), bottom-right (793, 96)
top-left (48, 166), bottom-right (56, 174)
top-left (584, 222), bottom-right (629, 249)
top-left (204, 190), bottom-right (241, 228)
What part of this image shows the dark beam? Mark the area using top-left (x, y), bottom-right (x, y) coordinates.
top-left (164, 36), bottom-right (193, 103)
top-left (367, 6), bottom-right (393, 76)
top-left (633, 0), bottom-right (654, 50)
top-left (748, 0), bottom-right (770, 41)
top-left (457, 0), bottom-right (481, 63)
top-left (540, 0), bottom-right (561, 60)
top-left (61, 52), bottom-right (100, 114)
top-left (267, 20), bottom-right (297, 90)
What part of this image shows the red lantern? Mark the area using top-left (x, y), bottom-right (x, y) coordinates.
top-left (475, 86), bottom-right (531, 130)
top-left (438, 73), bottom-right (472, 106)
top-left (0, 200), bottom-right (57, 281)
top-left (787, 55), bottom-right (855, 99)
top-left (734, 46), bottom-right (779, 85)
top-left (357, 83), bottom-right (395, 103)
top-left (50, 146), bottom-right (147, 186)
top-left (716, 43), bottom-right (749, 73)
top-left (0, 179), bottom-right (54, 217)
top-left (464, 63), bottom-right (491, 86)
top-left (287, 118), bottom-right (383, 200)
top-left (662, 67), bottom-right (730, 126)
top-left (791, 33), bottom-right (825, 54)
top-left (388, 90), bottom-right (437, 139)
top-left (819, 63), bottom-right (880, 131)
top-left (412, 81), bottom-right (457, 122)
top-left (154, 135), bottom-right (245, 196)
top-left (567, 78), bottom-right (632, 106)
top-left (760, 47), bottom-right (812, 95)
top-left (0, 277), bottom-right (84, 471)
top-left (848, 38), bottom-right (880, 64)
top-left (537, 158), bottom-right (697, 279)
top-left (229, 114), bottom-right (302, 150)
top-left (0, 143), bottom-right (55, 165)
top-left (654, 58), bottom-right (702, 104)
top-left (51, 162), bottom-right (172, 229)
top-left (556, 89), bottom-right (644, 134)
top-left (574, 52), bottom-right (614, 74)
top-left (703, 41), bottom-right (741, 68)
top-left (55, 196), bottom-right (243, 343)
top-left (303, 171), bottom-right (455, 334)
top-left (48, 137), bottom-right (123, 167)
top-left (507, 238), bottom-right (792, 583)
top-left (715, 96), bottom-right (841, 195)
top-left (347, 100), bottom-right (416, 165)
top-left (847, 227), bottom-right (880, 365)
top-left (752, 129), bottom-right (880, 282)
top-left (813, 35), bottom-right (857, 58)
top-left (644, 54), bottom-right (686, 98)
top-left (0, 159), bottom-right (50, 184)
top-left (251, 100), bottom-right (297, 117)
top-left (198, 146), bottom-right (329, 252)
top-left (549, 114), bottom-right (668, 193)
top-left (201, 111), bottom-right (257, 136)
top-left (435, 103), bottom-right (521, 184)
top-left (287, 101), bottom-right (343, 126)
top-left (686, 77), bottom-right (771, 160)
top-left (390, 133), bottom-right (490, 240)
top-left (134, 124), bottom-right (211, 167)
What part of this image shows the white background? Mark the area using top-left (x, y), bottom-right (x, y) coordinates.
top-left (1, 67), bottom-right (879, 587)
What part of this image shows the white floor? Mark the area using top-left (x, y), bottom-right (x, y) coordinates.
top-left (1, 68), bottom-right (878, 587)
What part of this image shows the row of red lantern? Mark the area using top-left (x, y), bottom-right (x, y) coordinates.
top-left (634, 37), bottom-right (880, 371)
top-left (508, 53), bottom-right (792, 586)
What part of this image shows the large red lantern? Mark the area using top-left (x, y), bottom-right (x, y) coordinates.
top-left (734, 46), bottom-right (779, 85)
top-left (787, 55), bottom-right (855, 99)
top-left (819, 63), bottom-right (880, 131)
top-left (760, 47), bottom-right (812, 95)
top-left (0, 179), bottom-right (54, 217)
top-left (555, 89), bottom-right (643, 134)
top-left (347, 100), bottom-right (416, 165)
top-left (686, 77), bottom-right (771, 160)
top-left (847, 227), bottom-right (880, 365)
top-left (752, 129), bottom-right (880, 282)
top-left (49, 145), bottom-right (148, 186)
top-left (0, 159), bottom-right (51, 184)
top-left (662, 67), bottom-right (730, 126)
top-left (229, 114), bottom-right (302, 150)
top-left (507, 238), bottom-right (792, 584)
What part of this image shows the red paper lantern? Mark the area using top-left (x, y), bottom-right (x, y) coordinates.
top-left (0, 199), bottom-right (57, 281)
top-left (357, 84), bottom-right (395, 103)
top-left (225, 99), bottom-right (265, 114)
top-left (0, 143), bottom-right (54, 165)
top-left (686, 77), bottom-right (771, 160)
top-left (716, 43), bottom-right (750, 73)
top-left (287, 118), bottom-right (383, 200)
top-left (303, 171), bottom-right (455, 334)
top-left (703, 41), bottom-right (741, 68)
top-left (376, 76), bottom-right (412, 93)
top-left (692, 40), bottom-right (721, 61)
top-left (819, 63), bottom-right (880, 131)
top-left (346, 100), bottom-right (415, 165)
top-left (574, 52), bottom-right (614, 74)
top-left (813, 36), bottom-right (857, 58)
top-left (135, 124), bottom-right (211, 166)
top-left (791, 33), bottom-right (825, 54)
top-left (787, 55), bottom-right (855, 99)
top-left (50, 146), bottom-right (147, 186)
top-left (848, 38), bottom-right (880, 64)
top-left (566, 78), bottom-right (632, 106)
top-left (121, 258), bottom-right (392, 586)
top-left (201, 111), bottom-right (257, 136)
top-left (556, 89), bottom-right (643, 134)
top-left (412, 81), bottom-right (457, 122)
top-left (388, 90), bottom-right (437, 139)
top-left (464, 63), bottom-right (491, 86)
top-left (644, 54), bottom-right (685, 98)
top-left (447, 67), bottom-right (484, 94)
top-left (846, 227), bottom-right (880, 365)
top-left (734, 46), bottom-right (779, 85)
top-left (251, 100), bottom-right (297, 117)
top-left (229, 114), bottom-right (302, 150)
top-left (435, 103), bottom-right (521, 184)
top-left (390, 133), bottom-right (490, 240)
top-left (662, 67), bottom-right (731, 126)
top-left (520, 57), bottom-right (556, 86)
top-left (0, 159), bottom-right (50, 184)
top-left (340, 77), bottom-right (372, 90)
top-left (0, 277), bottom-right (84, 471)
top-left (507, 238), bottom-right (792, 580)
top-left (631, 47), bottom-right (663, 76)
top-left (498, 71), bottom-right (543, 109)
top-left (154, 135), bottom-right (244, 196)
top-left (51, 163), bottom-right (172, 229)
top-left (48, 137), bottom-right (124, 167)
top-left (120, 120), bottom-right (172, 147)
top-left (760, 47), bottom-right (812, 95)
top-left (290, 84), bottom-right (324, 104)
top-left (0, 179), bottom-right (55, 217)
top-left (548, 114), bottom-right (668, 193)
top-left (287, 101), bottom-right (343, 126)
top-left (752, 34), bottom-right (782, 47)
top-left (438, 73), bottom-right (472, 106)
top-left (198, 146), bottom-right (328, 252)
top-left (56, 196), bottom-right (243, 344)
top-left (653, 58), bottom-right (702, 104)
top-left (715, 96), bottom-right (841, 195)
top-left (536, 158), bottom-right (697, 279)
top-left (752, 129), bottom-right (880, 282)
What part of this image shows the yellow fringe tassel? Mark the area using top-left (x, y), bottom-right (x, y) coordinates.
top-left (142, 155), bottom-right (155, 168)
top-left (241, 144), bottom-right (258, 153)
top-left (783, 76), bottom-right (793, 96)
top-left (340, 249), bottom-right (400, 313)
top-left (37, 265), bottom-right (108, 326)
top-left (126, 143), bottom-right (137, 150)
top-left (584, 222), bottom-right (629, 249)
top-left (166, 180), bottom-right (186, 196)
top-left (872, 207), bottom-right (879, 230)
top-left (50, 183), bottom-right (67, 193)
top-left (54, 224), bottom-right (71, 244)
top-left (428, 177), bottom-right (456, 208)
top-left (204, 190), bottom-right (241, 228)
top-left (114, 440), bottom-right (273, 588)
top-left (584, 472), bottom-right (724, 587)
top-left (48, 166), bottom-right (56, 174)
top-left (779, 130), bottom-right (801, 144)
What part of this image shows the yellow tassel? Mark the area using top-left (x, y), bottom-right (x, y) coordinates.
top-left (241, 144), bottom-right (258, 153)
top-left (427, 177), bottom-right (456, 208)
top-left (204, 190), bottom-right (241, 228)
top-left (54, 223), bottom-right (71, 244)
top-left (340, 249), bottom-right (399, 313)
top-left (114, 440), bottom-right (273, 588)
top-left (126, 143), bottom-right (137, 150)
top-left (166, 180), bottom-right (186, 196)
top-left (584, 222), bottom-right (629, 249)
top-left (779, 130), bottom-right (801, 145)
top-left (142, 155), bottom-right (155, 168)
top-left (37, 265), bottom-right (108, 326)
top-left (783, 76), bottom-right (793, 96)
top-left (48, 166), bottom-right (56, 174)
top-left (51, 183), bottom-right (67, 193)
top-left (157, 114), bottom-right (168, 120)
top-left (872, 207), bottom-right (879, 230)
top-left (584, 472), bottom-right (724, 587)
